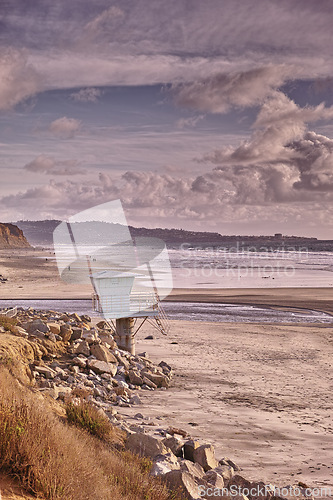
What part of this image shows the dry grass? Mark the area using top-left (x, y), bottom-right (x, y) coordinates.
top-left (0, 366), bottom-right (183, 500)
top-left (0, 315), bottom-right (18, 334)
top-left (65, 399), bottom-right (124, 447)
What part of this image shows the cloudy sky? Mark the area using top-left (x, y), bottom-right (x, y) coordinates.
top-left (1, 0), bottom-right (333, 237)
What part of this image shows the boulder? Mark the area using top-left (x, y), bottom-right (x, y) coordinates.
top-left (90, 343), bottom-right (117, 363)
top-left (162, 436), bottom-right (184, 457)
top-left (28, 319), bottom-right (49, 334)
top-left (128, 370), bottom-right (144, 386)
top-left (11, 326), bottom-right (28, 338)
top-left (82, 330), bottom-right (98, 344)
top-left (126, 433), bottom-right (169, 459)
top-left (34, 365), bottom-right (56, 379)
top-left (184, 439), bottom-right (200, 461)
top-left (214, 465), bottom-right (235, 484)
top-left (47, 322), bottom-right (61, 335)
top-left (72, 356), bottom-right (87, 369)
top-left (71, 327), bottom-right (82, 341)
top-left (87, 359), bottom-right (117, 376)
top-left (180, 459), bottom-right (205, 479)
top-left (203, 470), bottom-right (224, 489)
top-left (73, 340), bottom-right (90, 357)
top-left (219, 457), bottom-right (241, 472)
top-left (227, 475), bottom-right (268, 500)
top-left (193, 444), bottom-right (219, 472)
top-left (60, 324), bottom-right (72, 342)
top-left (142, 376), bottom-right (157, 389)
top-left (151, 452), bottom-right (180, 477)
top-left (162, 470), bottom-right (200, 500)
top-left (141, 370), bottom-right (169, 388)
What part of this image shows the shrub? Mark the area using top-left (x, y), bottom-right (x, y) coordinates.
top-left (65, 400), bottom-right (122, 445)
top-left (0, 315), bottom-right (17, 334)
top-left (0, 366), bottom-right (182, 500)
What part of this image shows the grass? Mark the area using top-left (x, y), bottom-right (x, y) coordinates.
top-left (65, 399), bottom-right (123, 446)
top-left (0, 314), bottom-right (18, 334)
top-left (0, 366), bottom-right (184, 500)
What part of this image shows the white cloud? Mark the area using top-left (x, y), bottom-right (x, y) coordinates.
top-left (176, 115), bottom-right (204, 129)
top-left (172, 66), bottom-right (295, 114)
top-left (48, 116), bottom-right (81, 139)
top-left (0, 47), bottom-right (42, 110)
top-left (24, 155), bottom-right (85, 175)
top-left (70, 87), bottom-right (102, 102)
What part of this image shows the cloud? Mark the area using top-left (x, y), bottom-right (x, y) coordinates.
top-left (176, 115), bottom-right (204, 129)
top-left (172, 66), bottom-right (295, 114)
top-left (0, 47), bottom-right (42, 110)
top-left (193, 93), bottom-right (333, 203)
top-left (70, 87), bottom-right (102, 102)
top-left (48, 116), bottom-right (81, 139)
top-left (24, 155), bottom-right (85, 175)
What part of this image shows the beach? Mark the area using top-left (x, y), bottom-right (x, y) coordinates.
top-left (1, 248), bottom-right (332, 492)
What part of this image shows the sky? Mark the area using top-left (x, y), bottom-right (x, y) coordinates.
top-left (1, 0), bottom-right (333, 238)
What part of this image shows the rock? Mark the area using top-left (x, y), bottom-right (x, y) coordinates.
top-left (193, 444), bottom-right (219, 472)
top-left (57, 386), bottom-right (72, 400)
top-left (214, 465), bottom-right (235, 484)
top-left (72, 356), bottom-right (87, 368)
top-left (28, 319), bottom-right (50, 334)
top-left (142, 376), bottom-right (157, 389)
top-left (219, 457), bottom-right (241, 472)
top-left (60, 324), bottom-right (72, 342)
top-left (129, 394), bottom-right (143, 405)
top-left (87, 359), bottom-right (117, 376)
top-left (81, 314), bottom-right (91, 323)
top-left (168, 426), bottom-right (188, 438)
top-left (144, 335), bottom-right (154, 340)
top-left (141, 370), bottom-right (169, 388)
top-left (71, 312), bottom-right (81, 322)
top-left (151, 452), bottom-right (180, 476)
top-left (11, 325), bottom-right (28, 338)
top-left (203, 470), bottom-right (224, 489)
top-left (159, 360), bottom-right (172, 375)
top-left (73, 340), bottom-right (90, 357)
top-left (128, 370), bottom-right (144, 386)
top-left (126, 433), bottom-right (169, 459)
top-left (162, 436), bottom-right (184, 457)
top-left (180, 459), bottom-right (205, 479)
top-left (90, 343), bottom-right (117, 363)
top-left (113, 351), bottom-right (130, 370)
top-left (48, 332), bottom-right (57, 343)
top-left (96, 320), bottom-right (108, 329)
top-left (162, 470), bottom-right (200, 500)
top-left (227, 475), bottom-right (268, 500)
top-left (35, 366), bottom-right (56, 379)
top-left (47, 322), bottom-right (61, 335)
top-left (71, 327), bottom-right (82, 341)
top-left (82, 330), bottom-right (98, 344)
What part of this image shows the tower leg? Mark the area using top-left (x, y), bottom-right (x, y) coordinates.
top-left (115, 317), bottom-right (135, 355)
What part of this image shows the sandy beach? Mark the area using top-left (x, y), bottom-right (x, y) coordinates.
top-left (130, 320), bottom-right (333, 491)
top-left (1, 248), bottom-right (332, 493)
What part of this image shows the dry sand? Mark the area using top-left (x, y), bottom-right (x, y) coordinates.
top-left (1, 248), bottom-right (332, 493)
top-left (128, 320), bottom-right (333, 492)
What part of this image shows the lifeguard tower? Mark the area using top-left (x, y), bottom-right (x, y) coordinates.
top-left (90, 269), bottom-right (169, 355)
top-left (53, 200), bottom-right (173, 355)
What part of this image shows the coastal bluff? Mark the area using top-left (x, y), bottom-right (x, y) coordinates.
top-left (0, 223), bottom-right (30, 248)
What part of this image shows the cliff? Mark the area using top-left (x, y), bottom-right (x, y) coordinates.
top-left (0, 223), bottom-right (30, 248)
